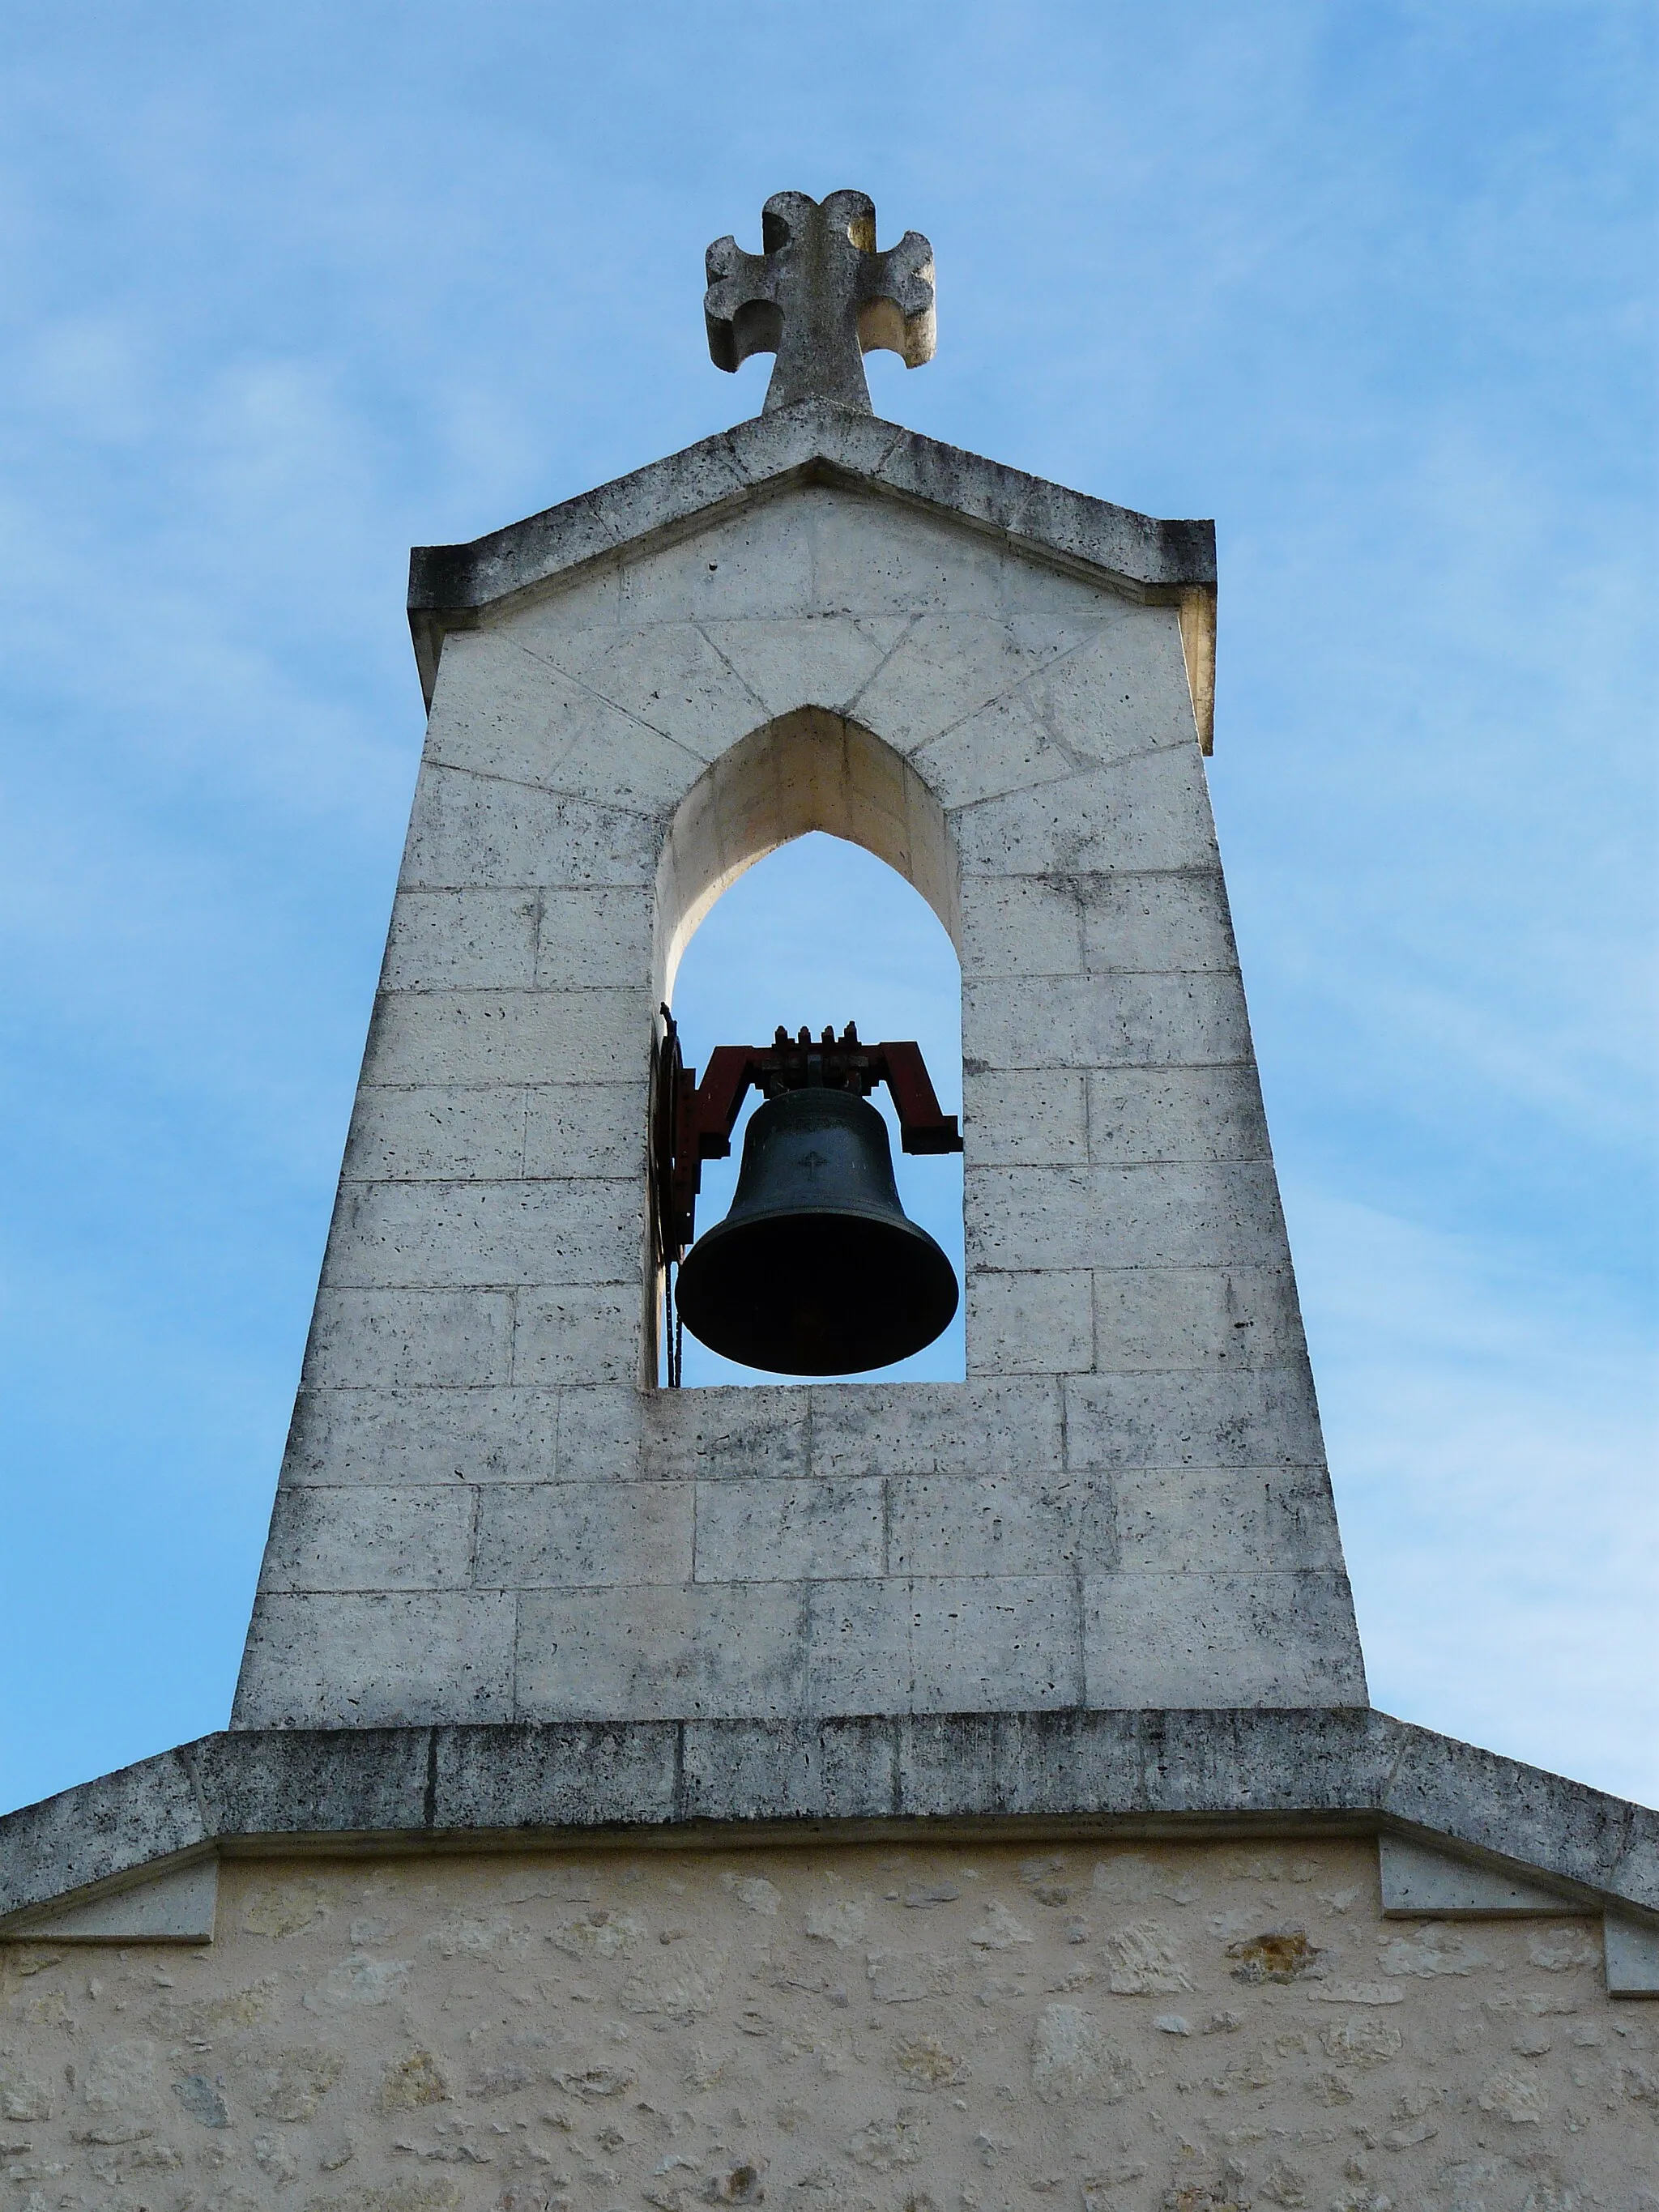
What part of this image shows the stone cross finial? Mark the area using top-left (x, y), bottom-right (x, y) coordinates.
top-left (705, 190), bottom-right (936, 416)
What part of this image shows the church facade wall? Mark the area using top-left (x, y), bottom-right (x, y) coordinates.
top-left (3, 1838), bottom-right (1650, 2210)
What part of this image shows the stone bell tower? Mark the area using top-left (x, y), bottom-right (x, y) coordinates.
top-left (2, 192), bottom-right (1652, 2207)
top-left (224, 180), bottom-right (1360, 1733)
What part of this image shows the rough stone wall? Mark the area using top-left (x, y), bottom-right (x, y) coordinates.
top-left (2, 1839), bottom-right (1651, 2210)
top-left (234, 478), bottom-right (1364, 1732)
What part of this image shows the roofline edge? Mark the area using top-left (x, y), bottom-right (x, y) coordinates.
top-left (3, 1710), bottom-right (1652, 1935)
top-left (404, 403), bottom-right (1217, 727)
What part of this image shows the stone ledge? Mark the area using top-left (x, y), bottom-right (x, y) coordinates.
top-left (2, 1710), bottom-right (1653, 1933)
top-left (406, 400), bottom-right (1218, 710)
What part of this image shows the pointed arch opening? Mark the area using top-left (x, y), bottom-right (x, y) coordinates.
top-left (654, 710), bottom-right (964, 1389)
top-left (654, 707), bottom-right (960, 1003)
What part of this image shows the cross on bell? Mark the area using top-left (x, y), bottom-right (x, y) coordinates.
top-left (704, 190), bottom-right (936, 415)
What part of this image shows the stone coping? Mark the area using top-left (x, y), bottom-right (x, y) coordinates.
top-left (406, 399), bottom-right (1218, 707)
top-left (2, 1710), bottom-right (1653, 1933)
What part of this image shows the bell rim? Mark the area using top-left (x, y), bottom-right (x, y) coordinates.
top-left (674, 1205), bottom-right (959, 1376)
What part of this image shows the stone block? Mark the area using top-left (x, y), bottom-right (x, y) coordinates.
top-left (910, 611), bottom-right (1194, 808)
top-left (1087, 1066), bottom-right (1273, 1166)
top-left (380, 889), bottom-right (539, 990)
top-left (474, 1481), bottom-right (693, 1589)
top-left (958, 876), bottom-right (1082, 979)
top-left (611, 488), bottom-right (821, 623)
top-left (1094, 1265), bottom-right (1304, 1370)
top-left (1064, 1367), bottom-right (1326, 1469)
top-left (363, 986), bottom-right (650, 1087)
top-left (233, 1592), bottom-right (517, 1728)
top-left (1377, 1834), bottom-right (1576, 1917)
top-left (851, 607), bottom-right (1107, 760)
top-left (1111, 1464), bottom-right (1345, 1571)
top-left (696, 612), bottom-right (911, 718)
top-left (401, 761), bottom-right (659, 889)
top-left (804, 1579), bottom-right (914, 1711)
top-left (965, 1268), bottom-right (1094, 1375)
top-left (343, 1084), bottom-right (528, 1182)
top-left (1082, 1570), bottom-right (1366, 1707)
top-left (523, 1084), bottom-right (647, 1178)
top-left (1604, 1912), bottom-right (1659, 1995)
top-left (513, 1285), bottom-right (641, 1386)
top-left (556, 1383), bottom-right (647, 1477)
top-left (258, 1485), bottom-right (477, 1592)
top-left (1078, 868), bottom-right (1238, 973)
top-left (0, 1745), bottom-right (211, 1922)
top-left (677, 1714), bottom-right (898, 1820)
top-left (953, 747), bottom-right (1220, 879)
top-left (322, 1178), bottom-right (642, 1289)
top-left (533, 885), bottom-right (655, 987)
top-left (282, 1386), bottom-right (560, 1486)
top-left (966, 1162), bottom-right (1287, 1272)
top-left (693, 1477), bottom-right (885, 1582)
top-left (888, 1471), bottom-right (1114, 1577)
top-left (807, 1379), bottom-right (1064, 1476)
top-left (515, 1582), bottom-right (808, 1720)
top-left (907, 1575), bottom-right (1083, 1710)
top-left (909, 686), bottom-right (1090, 812)
top-left (788, 484), bottom-right (1009, 617)
top-left (963, 971), bottom-right (1252, 1072)
top-left (0, 1856), bottom-right (219, 1943)
top-left (1380, 1723), bottom-right (1646, 1907)
top-left (962, 1070), bottom-right (1087, 1166)
top-left (527, 618), bottom-right (769, 765)
top-left (300, 1289), bottom-right (515, 1390)
top-left (642, 1386), bottom-right (812, 1481)
top-left (430, 1718), bottom-right (680, 1831)
top-left (426, 629), bottom-right (710, 813)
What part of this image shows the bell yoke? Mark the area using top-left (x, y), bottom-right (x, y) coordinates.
top-left (653, 1020), bottom-right (962, 1379)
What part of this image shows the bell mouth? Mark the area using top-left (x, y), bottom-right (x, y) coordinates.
top-left (674, 1087), bottom-right (960, 1377)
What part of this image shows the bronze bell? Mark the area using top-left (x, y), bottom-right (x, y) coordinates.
top-left (674, 1084), bottom-right (959, 1376)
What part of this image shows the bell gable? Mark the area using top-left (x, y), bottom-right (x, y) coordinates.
top-left (231, 437), bottom-right (1361, 1733)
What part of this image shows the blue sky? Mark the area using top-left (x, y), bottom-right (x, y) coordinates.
top-left (2, 2), bottom-right (1653, 1812)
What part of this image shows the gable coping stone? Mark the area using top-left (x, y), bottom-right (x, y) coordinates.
top-left (3, 1709), bottom-right (1653, 1938)
top-left (406, 398), bottom-right (1218, 713)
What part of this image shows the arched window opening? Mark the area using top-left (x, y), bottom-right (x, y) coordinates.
top-left (664, 829), bottom-right (964, 1387)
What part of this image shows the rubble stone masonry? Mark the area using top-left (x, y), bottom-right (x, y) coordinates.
top-left (2, 1839), bottom-right (1651, 2210)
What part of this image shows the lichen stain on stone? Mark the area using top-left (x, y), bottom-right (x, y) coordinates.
top-left (1226, 1927), bottom-right (1321, 1984)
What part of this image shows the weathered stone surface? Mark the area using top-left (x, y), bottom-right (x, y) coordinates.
top-left (361, 988), bottom-right (651, 1089)
top-left (2, 1856), bottom-right (219, 1941)
top-left (232, 1595), bottom-right (516, 1728)
top-left (1064, 1367), bottom-right (1326, 1468)
top-left (691, 1476), bottom-right (885, 1583)
top-left (299, 1288), bottom-right (516, 1390)
top-left (342, 1083), bottom-right (530, 1182)
top-left (5, 1715), bottom-right (1658, 1926)
top-left (232, 399), bottom-right (1341, 1746)
top-left (258, 1485), bottom-right (478, 1592)
top-left (962, 968), bottom-right (1253, 1069)
top-left (474, 1480), bottom-right (693, 1589)
top-left (280, 1386), bottom-right (561, 1487)
top-left (401, 760), bottom-right (659, 889)
top-left (965, 1265), bottom-right (1094, 1374)
top-left (1606, 1911), bottom-right (1659, 1993)
top-left (1083, 1570), bottom-right (1367, 1707)
top-left (407, 399), bottom-right (1216, 693)
top-left (1380, 1833), bottom-right (1579, 1917)
top-left (966, 1161), bottom-right (1289, 1271)
top-left (1, 1841), bottom-right (1650, 2197)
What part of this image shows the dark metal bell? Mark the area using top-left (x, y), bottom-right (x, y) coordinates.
top-left (674, 1085), bottom-right (958, 1376)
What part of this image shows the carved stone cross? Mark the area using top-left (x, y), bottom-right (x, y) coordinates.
top-left (705, 190), bottom-right (936, 416)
